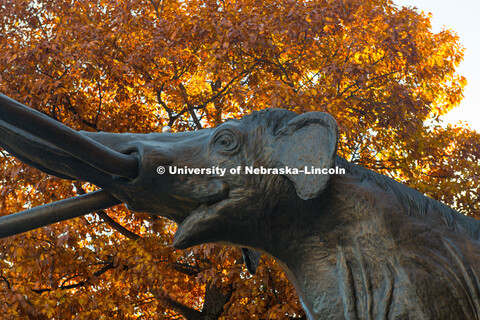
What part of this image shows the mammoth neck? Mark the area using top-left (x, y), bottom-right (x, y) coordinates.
top-left (275, 234), bottom-right (402, 320)
top-left (261, 170), bottom-right (403, 319)
top-left (269, 194), bottom-right (401, 319)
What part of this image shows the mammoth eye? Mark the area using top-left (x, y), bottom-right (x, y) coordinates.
top-left (213, 130), bottom-right (239, 152)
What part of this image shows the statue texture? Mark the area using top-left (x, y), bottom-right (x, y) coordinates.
top-left (1, 93), bottom-right (479, 319)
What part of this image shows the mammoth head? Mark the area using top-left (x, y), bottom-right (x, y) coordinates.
top-left (0, 94), bottom-right (339, 270)
top-left (168, 110), bottom-right (339, 249)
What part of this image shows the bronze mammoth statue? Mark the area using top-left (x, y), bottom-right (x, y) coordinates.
top-left (1, 93), bottom-right (479, 319)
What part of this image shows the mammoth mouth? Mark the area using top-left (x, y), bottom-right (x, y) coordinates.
top-left (173, 179), bottom-right (230, 224)
top-left (173, 196), bottom-right (236, 249)
top-left (158, 177), bottom-right (230, 225)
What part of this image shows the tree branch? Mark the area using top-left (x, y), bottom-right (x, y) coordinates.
top-left (64, 96), bottom-right (99, 131)
top-left (96, 210), bottom-right (141, 240)
top-left (178, 83), bottom-right (202, 129)
top-left (74, 183), bottom-right (141, 240)
top-left (202, 282), bottom-right (232, 320)
top-left (151, 290), bottom-right (203, 320)
top-left (31, 261), bottom-right (115, 293)
top-left (170, 262), bottom-right (203, 276)
top-left (0, 275), bottom-right (11, 290)
top-left (266, 266), bottom-right (280, 304)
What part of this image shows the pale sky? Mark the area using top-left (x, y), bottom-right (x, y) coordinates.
top-left (395, 0), bottom-right (480, 131)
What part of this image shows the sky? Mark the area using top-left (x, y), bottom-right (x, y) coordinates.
top-left (395, 0), bottom-right (480, 131)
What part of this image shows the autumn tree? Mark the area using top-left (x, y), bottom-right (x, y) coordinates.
top-left (0, 0), bottom-right (478, 318)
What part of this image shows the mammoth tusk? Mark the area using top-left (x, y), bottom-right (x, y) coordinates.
top-left (0, 190), bottom-right (121, 238)
top-left (0, 93), bottom-right (138, 179)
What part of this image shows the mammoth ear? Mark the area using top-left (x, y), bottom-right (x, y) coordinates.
top-left (274, 112), bottom-right (338, 200)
